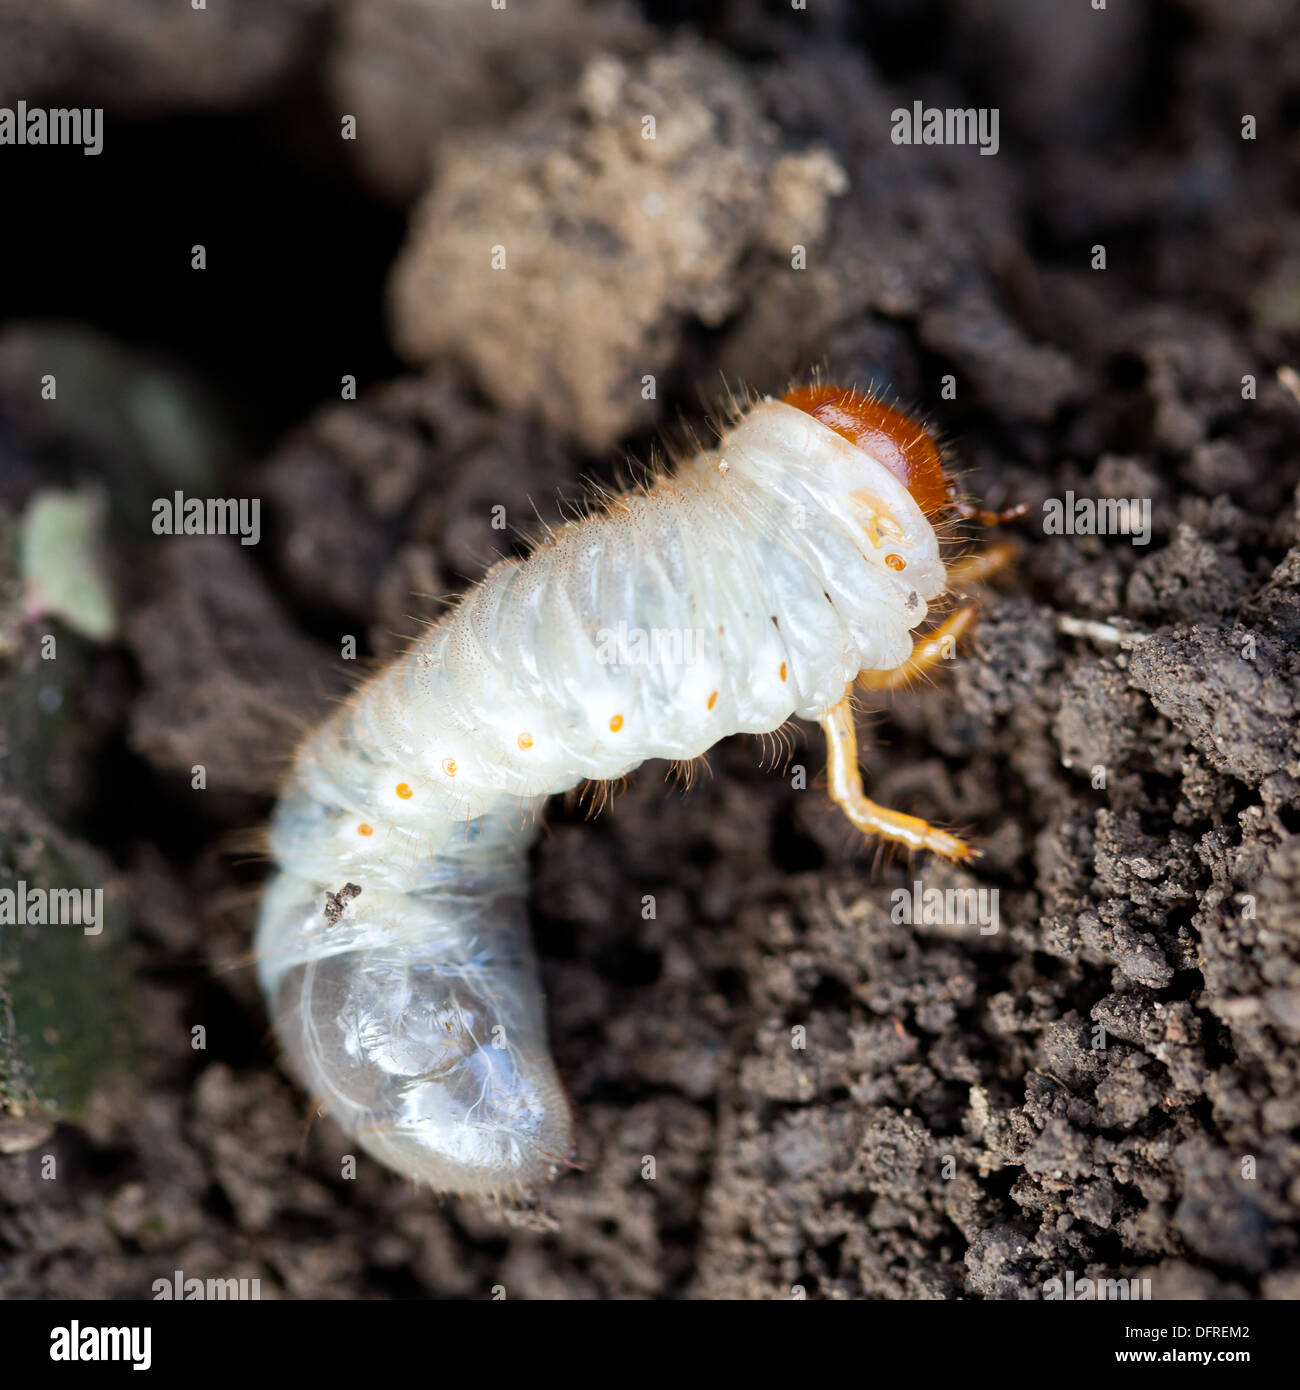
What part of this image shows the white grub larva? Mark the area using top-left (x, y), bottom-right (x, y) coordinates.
top-left (255, 384), bottom-right (1016, 1197)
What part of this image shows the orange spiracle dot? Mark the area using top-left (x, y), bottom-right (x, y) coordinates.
top-left (707, 691), bottom-right (718, 710)
top-left (781, 384), bottom-right (951, 518)
top-left (885, 553), bottom-right (906, 571)
top-left (395, 782), bottom-right (413, 799)
top-left (357, 823), bottom-right (374, 836)
top-left (609, 714), bottom-right (624, 732)
top-left (518, 733), bottom-right (533, 750)
top-left (779, 662), bottom-right (787, 681)
top-left (442, 758), bottom-right (457, 777)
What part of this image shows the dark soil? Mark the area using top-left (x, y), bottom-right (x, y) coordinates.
top-left (2, 0), bottom-right (1300, 1300)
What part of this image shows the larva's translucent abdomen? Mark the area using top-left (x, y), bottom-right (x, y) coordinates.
top-left (258, 868), bottom-right (569, 1193)
top-left (256, 397), bottom-right (949, 1195)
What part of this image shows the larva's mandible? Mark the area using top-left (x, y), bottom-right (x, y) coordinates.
top-left (256, 384), bottom-right (1001, 1196)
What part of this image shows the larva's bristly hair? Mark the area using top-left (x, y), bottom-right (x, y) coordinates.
top-left (706, 370), bottom-right (764, 436)
top-left (752, 720), bottom-right (799, 773)
top-left (222, 823), bottom-right (273, 862)
top-left (566, 773), bottom-right (632, 821)
top-left (665, 754), bottom-right (712, 792)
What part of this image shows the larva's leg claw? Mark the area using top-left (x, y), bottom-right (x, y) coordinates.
top-left (818, 695), bottom-right (978, 863)
top-left (858, 605), bottom-right (978, 692)
top-left (841, 790), bottom-right (979, 863)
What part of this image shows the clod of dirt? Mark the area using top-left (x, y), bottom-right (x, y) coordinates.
top-left (388, 41), bottom-right (848, 451)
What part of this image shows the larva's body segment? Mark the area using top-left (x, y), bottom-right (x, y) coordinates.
top-left (257, 395), bottom-right (957, 1195)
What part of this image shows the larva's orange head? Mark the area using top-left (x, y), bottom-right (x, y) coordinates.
top-left (781, 384), bottom-right (951, 518)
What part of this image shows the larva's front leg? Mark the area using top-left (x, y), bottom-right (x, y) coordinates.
top-left (817, 692), bottom-right (977, 862)
top-left (857, 605), bottom-right (978, 692)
